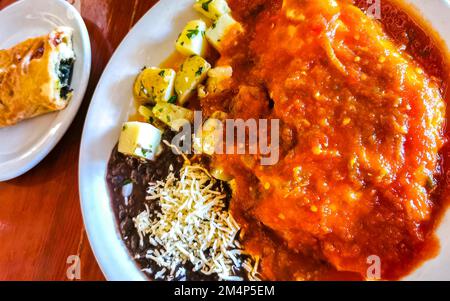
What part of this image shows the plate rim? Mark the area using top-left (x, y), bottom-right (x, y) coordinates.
top-left (0, 0), bottom-right (92, 182)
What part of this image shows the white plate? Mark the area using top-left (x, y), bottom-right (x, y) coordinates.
top-left (0, 0), bottom-right (91, 181)
top-left (79, 0), bottom-right (450, 280)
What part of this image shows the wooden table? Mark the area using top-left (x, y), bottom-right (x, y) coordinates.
top-left (0, 0), bottom-right (158, 281)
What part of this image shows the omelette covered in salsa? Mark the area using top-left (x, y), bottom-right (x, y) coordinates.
top-left (206, 0), bottom-right (449, 280)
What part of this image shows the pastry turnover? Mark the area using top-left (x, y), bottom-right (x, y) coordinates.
top-left (0, 27), bottom-right (76, 128)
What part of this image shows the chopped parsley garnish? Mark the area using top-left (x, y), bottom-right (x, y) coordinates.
top-left (168, 95), bottom-right (178, 104)
top-left (202, 0), bottom-right (213, 12)
top-left (123, 179), bottom-right (133, 186)
top-left (186, 28), bottom-right (200, 39)
top-left (151, 86), bottom-right (156, 98)
top-left (142, 148), bottom-right (152, 156)
top-left (195, 67), bottom-right (204, 76)
top-left (158, 70), bottom-right (165, 77)
top-left (122, 125), bottom-right (127, 131)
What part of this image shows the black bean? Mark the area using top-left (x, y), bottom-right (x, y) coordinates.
top-left (130, 170), bottom-right (139, 182)
top-left (118, 208), bottom-right (127, 221)
top-left (147, 202), bottom-right (156, 212)
top-left (111, 162), bottom-right (124, 176)
top-left (128, 196), bottom-right (135, 207)
top-left (140, 237), bottom-right (150, 251)
top-left (138, 163), bottom-right (147, 174)
top-left (111, 175), bottom-right (124, 186)
top-left (107, 138), bottom-right (235, 281)
top-left (120, 217), bottom-right (133, 237)
top-left (126, 157), bottom-right (138, 169)
top-left (155, 168), bottom-right (163, 177)
top-left (130, 233), bottom-right (139, 252)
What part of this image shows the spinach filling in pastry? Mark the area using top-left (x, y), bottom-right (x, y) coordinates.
top-left (0, 27), bottom-right (76, 128)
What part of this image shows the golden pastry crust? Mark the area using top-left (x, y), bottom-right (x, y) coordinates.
top-left (0, 27), bottom-right (75, 128)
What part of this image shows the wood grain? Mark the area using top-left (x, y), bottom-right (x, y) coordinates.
top-left (0, 0), bottom-right (158, 281)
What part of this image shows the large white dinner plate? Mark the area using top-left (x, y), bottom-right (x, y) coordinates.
top-left (79, 0), bottom-right (450, 280)
top-left (0, 0), bottom-right (91, 182)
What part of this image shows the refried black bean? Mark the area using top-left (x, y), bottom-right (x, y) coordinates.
top-left (106, 131), bottom-right (217, 280)
top-left (107, 131), bottom-right (252, 281)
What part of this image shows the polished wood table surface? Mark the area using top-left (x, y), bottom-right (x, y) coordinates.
top-left (0, 0), bottom-right (158, 281)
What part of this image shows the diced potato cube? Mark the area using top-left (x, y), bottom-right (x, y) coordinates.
top-left (193, 114), bottom-right (225, 155)
top-left (118, 122), bottom-right (162, 160)
top-left (193, 0), bottom-right (231, 20)
top-left (176, 20), bottom-right (208, 57)
top-left (197, 84), bottom-right (208, 98)
top-left (206, 14), bottom-right (242, 52)
top-left (133, 67), bottom-right (176, 103)
top-left (208, 65), bottom-right (233, 78)
top-left (152, 102), bottom-right (194, 132)
top-left (138, 105), bottom-right (166, 129)
top-left (138, 105), bottom-right (155, 122)
top-left (206, 66), bottom-right (233, 94)
top-left (175, 55), bottom-right (211, 105)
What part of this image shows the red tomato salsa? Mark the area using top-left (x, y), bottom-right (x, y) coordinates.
top-left (200, 0), bottom-right (450, 280)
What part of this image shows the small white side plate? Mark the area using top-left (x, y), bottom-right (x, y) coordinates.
top-left (0, 0), bottom-right (91, 181)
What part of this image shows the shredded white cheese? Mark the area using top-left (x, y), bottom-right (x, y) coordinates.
top-left (133, 164), bottom-right (260, 281)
